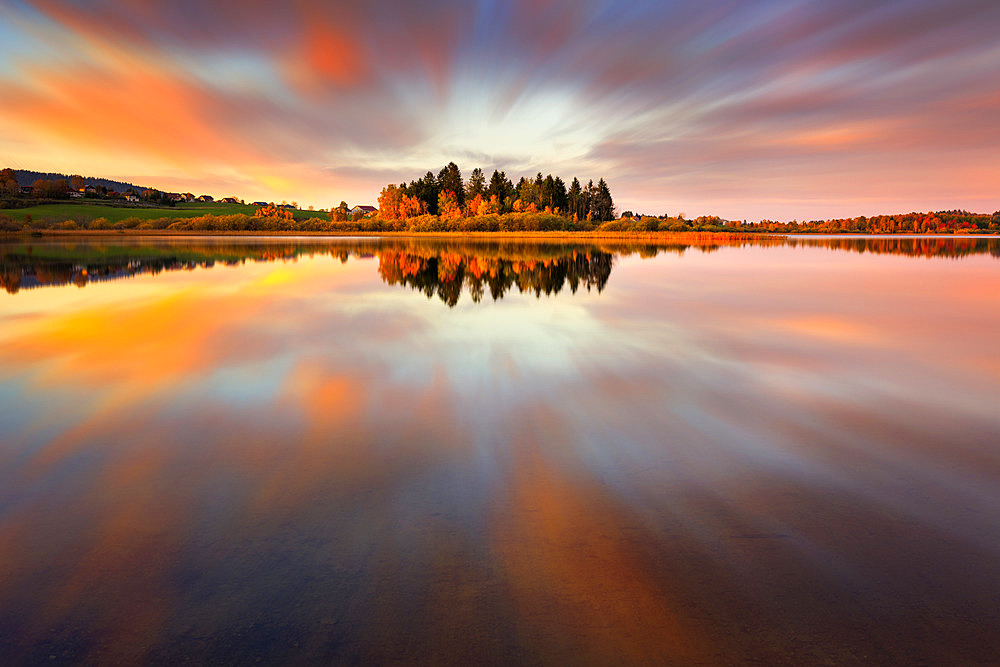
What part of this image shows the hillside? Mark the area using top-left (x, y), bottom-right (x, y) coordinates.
top-left (14, 170), bottom-right (151, 193)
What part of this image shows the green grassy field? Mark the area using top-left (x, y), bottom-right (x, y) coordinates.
top-left (0, 201), bottom-right (330, 224)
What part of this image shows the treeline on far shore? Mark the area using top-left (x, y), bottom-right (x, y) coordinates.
top-left (0, 211), bottom-right (735, 233)
top-left (3, 210), bottom-right (1000, 235)
top-left (733, 210), bottom-right (1000, 234)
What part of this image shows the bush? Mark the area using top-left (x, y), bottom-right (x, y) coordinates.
top-left (637, 217), bottom-right (660, 232)
top-left (596, 220), bottom-right (630, 232)
top-left (407, 214), bottom-right (445, 232)
top-left (460, 215), bottom-right (499, 232)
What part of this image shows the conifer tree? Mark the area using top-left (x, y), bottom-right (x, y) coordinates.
top-left (592, 178), bottom-right (615, 221)
top-left (467, 168), bottom-right (486, 198)
top-left (437, 162), bottom-right (465, 206)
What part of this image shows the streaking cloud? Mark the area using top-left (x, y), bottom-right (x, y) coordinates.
top-left (0, 0), bottom-right (998, 219)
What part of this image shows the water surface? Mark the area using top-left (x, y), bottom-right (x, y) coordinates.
top-left (1, 235), bottom-right (999, 664)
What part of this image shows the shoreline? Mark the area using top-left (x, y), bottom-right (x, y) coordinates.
top-left (2, 229), bottom-right (998, 240)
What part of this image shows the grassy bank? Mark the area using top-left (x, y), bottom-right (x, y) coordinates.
top-left (0, 201), bottom-right (330, 225)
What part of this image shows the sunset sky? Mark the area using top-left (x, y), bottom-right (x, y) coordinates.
top-left (1, 0), bottom-right (998, 220)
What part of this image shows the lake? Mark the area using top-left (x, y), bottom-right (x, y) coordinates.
top-left (1, 235), bottom-right (999, 664)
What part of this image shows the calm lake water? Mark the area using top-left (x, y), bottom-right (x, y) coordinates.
top-left (1, 235), bottom-right (999, 664)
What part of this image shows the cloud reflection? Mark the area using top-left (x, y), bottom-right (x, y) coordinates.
top-left (1, 237), bottom-right (1000, 661)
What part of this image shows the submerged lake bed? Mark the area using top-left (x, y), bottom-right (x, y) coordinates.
top-left (1, 235), bottom-right (999, 664)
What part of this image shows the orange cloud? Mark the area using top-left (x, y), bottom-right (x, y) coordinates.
top-left (3, 60), bottom-right (260, 168)
top-left (288, 16), bottom-right (370, 92)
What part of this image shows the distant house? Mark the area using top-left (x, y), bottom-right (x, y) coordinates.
top-left (220, 197), bottom-right (240, 204)
top-left (20, 186), bottom-right (32, 195)
top-left (196, 195), bottom-right (214, 202)
top-left (181, 192), bottom-right (195, 202)
top-left (125, 193), bottom-right (139, 203)
top-left (69, 191), bottom-right (84, 198)
top-left (251, 201), bottom-right (268, 207)
top-left (350, 205), bottom-right (377, 216)
top-left (279, 203), bottom-right (296, 209)
top-left (167, 193), bottom-right (184, 202)
top-left (82, 185), bottom-right (97, 194)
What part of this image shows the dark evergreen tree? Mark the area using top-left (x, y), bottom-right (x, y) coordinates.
top-left (592, 178), bottom-right (615, 221)
top-left (486, 170), bottom-right (514, 210)
top-left (409, 171), bottom-right (440, 215)
top-left (552, 176), bottom-right (568, 213)
top-left (467, 168), bottom-right (486, 198)
top-left (567, 177), bottom-right (583, 219)
top-left (437, 162), bottom-right (465, 206)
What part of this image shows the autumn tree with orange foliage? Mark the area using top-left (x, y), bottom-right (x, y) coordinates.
top-left (512, 198), bottom-right (538, 213)
top-left (465, 193), bottom-right (484, 216)
top-left (256, 204), bottom-right (293, 220)
top-left (378, 185), bottom-right (403, 220)
top-left (329, 201), bottom-right (349, 222)
top-left (399, 194), bottom-right (426, 219)
top-left (438, 190), bottom-right (462, 219)
top-left (478, 195), bottom-right (502, 215)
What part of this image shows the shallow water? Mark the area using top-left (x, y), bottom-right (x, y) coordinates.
top-left (1, 235), bottom-right (999, 664)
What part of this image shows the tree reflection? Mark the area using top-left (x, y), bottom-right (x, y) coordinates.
top-left (1, 235), bottom-right (997, 297)
top-left (377, 247), bottom-right (612, 306)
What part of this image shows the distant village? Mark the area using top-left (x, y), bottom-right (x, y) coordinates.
top-left (36, 185), bottom-right (377, 217)
top-left (62, 186), bottom-right (377, 217)
top-left (1, 169), bottom-right (377, 217)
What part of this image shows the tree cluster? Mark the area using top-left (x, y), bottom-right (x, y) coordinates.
top-left (4, 169), bottom-right (148, 194)
top-left (746, 210), bottom-right (1000, 234)
top-left (30, 178), bottom-right (70, 198)
top-left (257, 204), bottom-right (293, 220)
top-left (376, 162), bottom-right (616, 222)
top-left (137, 189), bottom-right (175, 206)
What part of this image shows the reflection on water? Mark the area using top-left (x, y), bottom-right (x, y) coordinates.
top-left (377, 246), bottom-right (612, 305)
top-left (1, 235), bottom-right (1000, 663)
top-left (3, 234), bottom-right (999, 300)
